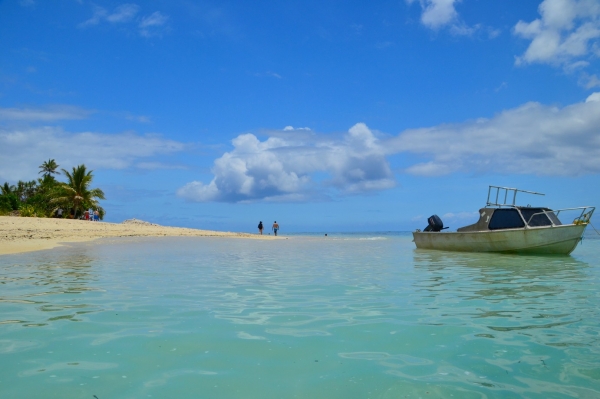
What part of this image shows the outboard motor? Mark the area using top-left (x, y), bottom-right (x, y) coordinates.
top-left (424, 214), bottom-right (446, 232)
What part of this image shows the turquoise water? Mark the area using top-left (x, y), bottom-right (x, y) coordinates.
top-left (1, 233), bottom-right (600, 399)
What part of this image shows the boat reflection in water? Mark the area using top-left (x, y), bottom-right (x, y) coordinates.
top-left (411, 248), bottom-right (593, 349)
top-left (413, 186), bottom-right (595, 255)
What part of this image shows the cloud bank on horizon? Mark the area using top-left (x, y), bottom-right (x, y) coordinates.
top-left (177, 123), bottom-right (395, 203)
top-left (393, 92), bottom-right (600, 177)
top-left (0, 127), bottom-right (184, 182)
top-left (177, 93), bottom-right (600, 202)
top-left (2, 91), bottom-right (600, 202)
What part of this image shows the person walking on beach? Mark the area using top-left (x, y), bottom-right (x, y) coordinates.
top-left (258, 221), bottom-right (264, 235)
top-left (272, 221), bottom-right (279, 236)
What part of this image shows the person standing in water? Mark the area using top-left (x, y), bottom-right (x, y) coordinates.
top-left (272, 221), bottom-right (279, 236)
top-left (258, 221), bottom-right (264, 235)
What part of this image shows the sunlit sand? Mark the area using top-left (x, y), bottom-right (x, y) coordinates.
top-left (0, 216), bottom-right (278, 255)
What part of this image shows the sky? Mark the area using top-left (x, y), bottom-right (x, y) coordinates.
top-left (1, 0), bottom-right (599, 233)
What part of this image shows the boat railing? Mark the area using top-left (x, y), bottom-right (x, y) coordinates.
top-left (487, 186), bottom-right (545, 207)
top-left (525, 206), bottom-right (596, 227)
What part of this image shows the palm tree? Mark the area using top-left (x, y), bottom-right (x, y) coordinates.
top-left (39, 159), bottom-right (60, 177)
top-left (52, 165), bottom-right (105, 219)
top-left (15, 180), bottom-right (37, 202)
top-left (1, 182), bottom-right (15, 196)
top-left (0, 182), bottom-right (19, 212)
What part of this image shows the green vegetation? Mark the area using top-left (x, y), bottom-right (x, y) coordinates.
top-left (52, 165), bottom-right (106, 220)
top-left (0, 160), bottom-right (106, 219)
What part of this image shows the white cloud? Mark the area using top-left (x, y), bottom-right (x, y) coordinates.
top-left (136, 161), bottom-right (185, 170)
top-left (79, 3), bottom-right (168, 37)
top-left (579, 72), bottom-right (600, 88)
top-left (124, 113), bottom-right (152, 123)
top-left (139, 11), bottom-right (168, 28)
top-left (388, 94), bottom-right (600, 176)
top-left (449, 22), bottom-right (477, 36)
top-left (0, 127), bottom-right (186, 182)
top-left (79, 5), bottom-right (111, 27)
top-left (0, 105), bottom-right (92, 121)
top-left (419, 0), bottom-right (459, 29)
top-left (79, 4), bottom-right (141, 27)
top-left (487, 28), bottom-right (502, 39)
top-left (0, 105), bottom-right (151, 125)
top-left (406, 0), bottom-right (459, 29)
top-left (107, 4), bottom-right (140, 23)
top-left (586, 91), bottom-right (600, 101)
top-left (179, 94), bottom-right (600, 203)
top-left (177, 124), bottom-right (395, 202)
top-left (283, 126), bottom-right (310, 131)
top-left (139, 11), bottom-right (168, 37)
top-left (513, 0), bottom-right (600, 67)
top-left (406, 0), bottom-right (486, 36)
top-left (442, 211), bottom-right (478, 219)
top-left (404, 0), bottom-right (454, 30)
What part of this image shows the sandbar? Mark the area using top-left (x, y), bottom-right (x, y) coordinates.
top-left (0, 216), bottom-right (276, 256)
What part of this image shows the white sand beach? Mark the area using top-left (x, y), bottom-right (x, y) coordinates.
top-left (0, 216), bottom-right (276, 256)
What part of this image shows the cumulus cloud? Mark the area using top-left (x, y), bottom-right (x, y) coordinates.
top-left (179, 94), bottom-right (600, 203)
top-left (513, 0), bottom-right (600, 68)
top-left (177, 124), bottom-right (395, 203)
top-left (0, 127), bottom-right (186, 182)
top-left (388, 93), bottom-right (600, 176)
top-left (406, 0), bottom-right (489, 37)
top-left (406, 0), bottom-right (457, 29)
top-left (419, 0), bottom-right (458, 29)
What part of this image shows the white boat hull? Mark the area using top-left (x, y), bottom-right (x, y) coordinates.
top-left (412, 224), bottom-right (587, 255)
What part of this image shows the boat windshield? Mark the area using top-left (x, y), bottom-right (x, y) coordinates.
top-left (519, 208), bottom-right (561, 227)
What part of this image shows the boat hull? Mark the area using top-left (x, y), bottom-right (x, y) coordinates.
top-left (412, 224), bottom-right (587, 255)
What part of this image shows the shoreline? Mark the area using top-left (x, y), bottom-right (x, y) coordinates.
top-left (0, 216), bottom-right (279, 256)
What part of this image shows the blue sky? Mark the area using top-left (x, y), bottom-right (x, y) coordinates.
top-left (1, 0), bottom-right (599, 232)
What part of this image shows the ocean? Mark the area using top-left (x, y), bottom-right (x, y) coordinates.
top-left (1, 232), bottom-right (599, 398)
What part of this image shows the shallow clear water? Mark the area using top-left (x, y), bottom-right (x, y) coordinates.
top-left (1, 233), bottom-right (600, 399)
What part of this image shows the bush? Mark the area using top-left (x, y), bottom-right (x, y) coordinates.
top-left (0, 196), bottom-right (12, 214)
top-left (0, 194), bottom-right (19, 211)
top-left (19, 204), bottom-right (36, 217)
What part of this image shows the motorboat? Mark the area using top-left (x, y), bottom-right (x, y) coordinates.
top-left (412, 186), bottom-right (595, 255)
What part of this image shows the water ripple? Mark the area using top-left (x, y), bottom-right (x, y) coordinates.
top-left (0, 236), bottom-right (599, 398)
